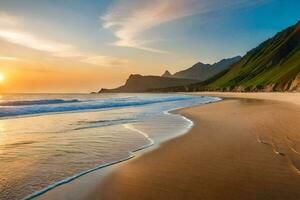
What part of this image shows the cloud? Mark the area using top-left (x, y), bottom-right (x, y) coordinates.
top-left (0, 12), bottom-right (128, 67)
top-left (0, 12), bottom-right (81, 58)
top-left (0, 29), bottom-right (79, 56)
top-left (82, 55), bottom-right (130, 67)
top-left (0, 12), bottom-right (21, 26)
top-left (0, 56), bottom-right (18, 61)
top-left (102, 0), bottom-right (267, 53)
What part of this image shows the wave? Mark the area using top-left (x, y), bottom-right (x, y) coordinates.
top-left (23, 155), bottom-right (134, 200)
top-left (0, 95), bottom-right (201, 118)
top-left (23, 123), bottom-right (158, 200)
top-left (0, 99), bottom-right (80, 106)
top-left (24, 123), bottom-right (156, 200)
top-left (74, 118), bottom-right (138, 130)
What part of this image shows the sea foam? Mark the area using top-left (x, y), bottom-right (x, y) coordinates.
top-left (0, 95), bottom-right (197, 118)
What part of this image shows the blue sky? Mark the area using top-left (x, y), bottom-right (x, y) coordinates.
top-left (0, 0), bottom-right (299, 92)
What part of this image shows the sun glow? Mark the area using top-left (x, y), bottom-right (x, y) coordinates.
top-left (0, 73), bottom-right (5, 82)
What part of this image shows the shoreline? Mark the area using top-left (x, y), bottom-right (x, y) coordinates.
top-left (190, 92), bottom-right (300, 106)
top-left (38, 92), bottom-right (300, 200)
top-left (33, 96), bottom-right (220, 200)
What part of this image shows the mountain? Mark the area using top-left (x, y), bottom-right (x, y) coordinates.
top-left (161, 70), bottom-right (172, 78)
top-left (99, 21), bottom-right (300, 93)
top-left (151, 20), bottom-right (300, 92)
top-left (207, 20), bottom-right (300, 92)
top-left (170, 56), bottom-right (241, 81)
top-left (99, 74), bottom-right (200, 93)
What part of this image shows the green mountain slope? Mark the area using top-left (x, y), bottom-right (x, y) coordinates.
top-left (151, 20), bottom-right (300, 92)
top-left (208, 20), bottom-right (300, 91)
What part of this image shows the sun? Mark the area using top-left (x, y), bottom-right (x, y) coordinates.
top-left (0, 73), bottom-right (5, 82)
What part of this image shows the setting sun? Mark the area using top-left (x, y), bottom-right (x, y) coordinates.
top-left (0, 73), bottom-right (5, 82)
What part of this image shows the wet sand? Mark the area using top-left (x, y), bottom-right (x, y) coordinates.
top-left (87, 93), bottom-right (300, 200)
top-left (194, 92), bottom-right (300, 106)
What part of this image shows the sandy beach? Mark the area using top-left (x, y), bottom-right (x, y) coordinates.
top-left (38, 93), bottom-right (300, 200)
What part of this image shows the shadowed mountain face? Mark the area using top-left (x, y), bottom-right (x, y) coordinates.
top-left (170, 56), bottom-right (241, 81)
top-left (99, 57), bottom-right (241, 93)
top-left (151, 20), bottom-right (300, 92)
top-left (99, 74), bottom-right (199, 93)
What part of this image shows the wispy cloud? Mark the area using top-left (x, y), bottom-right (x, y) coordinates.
top-left (0, 56), bottom-right (18, 61)
top-left (0, 12), bottom-right (21, 26)
top-left (0, 29), bottom-right (79, 56)
top-left (0, 12), bottom-right (81, 57)
top-left (0, 12), bottom-right (128, 67)
top-left (82, 55), bottom-right (130, 67)
top-left (102, 0), bottom-right (267, 53)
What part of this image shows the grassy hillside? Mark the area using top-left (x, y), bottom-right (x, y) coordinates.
top-left (207, 20), bottom-right (300, 91)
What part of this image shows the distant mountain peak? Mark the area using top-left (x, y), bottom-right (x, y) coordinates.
top-left (128, 74), bottom-right (142, 78)
top-left (190, 62), bottom-right (209, 69)
top-left (162, 70), bottom-right (172, 77)
top-left (214, 56), bottom-right (242, 66)
top-left (171, 56), bottom-right (241, 81)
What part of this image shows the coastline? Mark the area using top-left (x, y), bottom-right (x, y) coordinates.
top-left (33, 95), bottom-right (218, 200)
top-left (38, 92), bottom-right (300, 200)
top-left (191, 92), bottom-right (300, 106)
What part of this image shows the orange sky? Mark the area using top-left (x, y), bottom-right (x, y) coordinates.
top-left (0, 59), bottom-right (133, 93)
top-left (0, 37), bottom-right (198, 93)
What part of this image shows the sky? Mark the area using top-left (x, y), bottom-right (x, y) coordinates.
top-left (0, 0), bottom-right (299, 93)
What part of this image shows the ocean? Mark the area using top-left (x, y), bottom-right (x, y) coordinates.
top-left (0, 93), bottom-right (221, 199)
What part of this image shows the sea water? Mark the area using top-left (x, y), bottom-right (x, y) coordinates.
top-left (0, 93), bottom-right (221, 199)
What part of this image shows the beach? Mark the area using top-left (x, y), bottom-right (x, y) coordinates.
top-left (0, 94), bottom-right (217, 200)
top-left (38, 92), bottom-right (300, 200)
